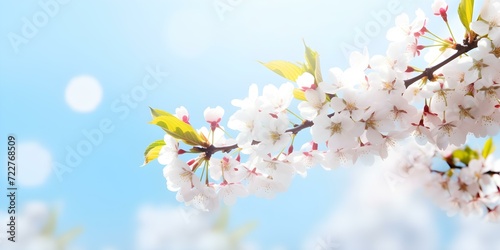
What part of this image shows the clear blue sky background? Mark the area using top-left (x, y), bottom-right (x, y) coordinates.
top-left (1, 0), bottom-right (496, 249)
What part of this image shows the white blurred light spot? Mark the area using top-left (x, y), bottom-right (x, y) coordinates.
top-left (65, 75), bottom-right (103, 113)
top-left (166, 9), bottom-right (215, 58)
top-left (18, 142), bottom-right (52, 187)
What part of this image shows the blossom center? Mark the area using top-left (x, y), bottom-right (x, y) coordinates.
top-left (328, 123), bottom-right (342, 135)
top-left (270, 131), bottom-right (281, 142)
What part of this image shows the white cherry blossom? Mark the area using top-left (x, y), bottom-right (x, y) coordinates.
top-left (175, 106), bottom-right (190, 124)
top-left (261, 83), bottom-right (294, 112)
top-left (158, 134), bottom-right (179, 165)
top-left (247, 174), bottom-right (287, 199)
top-left (432, 0), bottom-right (448, 21)
top-left (148, 0), bottom-right (500, 218)
top-left (297, 87), bottom-right (328, 120)
top-left (470, 0), bottom-right (500, 36)
top-left (204, 106), bottom-right (224, 131)
top-left (217, 182), bottom-right (248, 206)
top-left (311, 112), bottom-right (363, 150)
top-left (209, 155), bottom-right (245, 183)
top-left (386, 9), bottom-right (427, 42)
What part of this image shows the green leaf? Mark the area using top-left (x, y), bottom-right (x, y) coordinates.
top-left (142, 139), bottom-right (166, 166)
top-left (149, 107), bottom-right (170, 118)
top-left (303, 41), bottom-right (323, 83)
top-left (482, 137), bottom-right (495, 158)
top-left (314, 57), bottom-right (323, 83)
top-left (260, 60), bottom-right (305, 82)
top-left (452, 149), bottom-right (468, 165)
top-left (465, 146), bottom-right (480, 160)
top-left (453, 146), bottom-right (479, 165)
top-left (458, 0), bottom-right (474, 31)
top-left (150, 112), bottom-right (207, 147)
top-left (303, 41), bottom-right (317, 72)
top-left (293, 88), bottom-right (306, 101)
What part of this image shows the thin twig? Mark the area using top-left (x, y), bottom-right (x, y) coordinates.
top-left (404, 39), bottom-right (478, 87)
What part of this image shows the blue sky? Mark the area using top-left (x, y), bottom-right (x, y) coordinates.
top-left (1, 0), bottom-right (498, 249)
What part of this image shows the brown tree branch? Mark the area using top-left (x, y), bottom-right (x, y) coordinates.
top-left (404, 39), bottom-right (478, 87)
top-left (203, 40), bottom-right (480, 159)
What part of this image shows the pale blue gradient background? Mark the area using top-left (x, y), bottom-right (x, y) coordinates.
top-left (0, 0), bottom-right (494, 249)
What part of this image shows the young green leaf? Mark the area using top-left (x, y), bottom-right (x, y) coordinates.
top-left (142, 139), bottom-right (166, 166)
top-left (458, 0), bottom-right (474, 31)
top-left (150, 113), bottom-right (207, 147)
top-left (313, 55), bottom-right (323, 83)
top-left (260, 60), bottom-right (305, 82)
top-left (303, 41), bottom-right (323, 83)
top-left (482, 137), bottom-right (495, 158)
top-left (149, 107), bottom-right (170, 118)
top-left (453, 146), bottom-right (479, 165)
top-left (304, 41), bottom-right (317, 72)
top-left (452, 149), bottom-right (467, 165)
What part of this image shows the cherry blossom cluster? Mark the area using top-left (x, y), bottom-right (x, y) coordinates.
top-left (146, 0), bottom-right (500, 215)
top-left (389, 140), bottom-right (500, 222)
